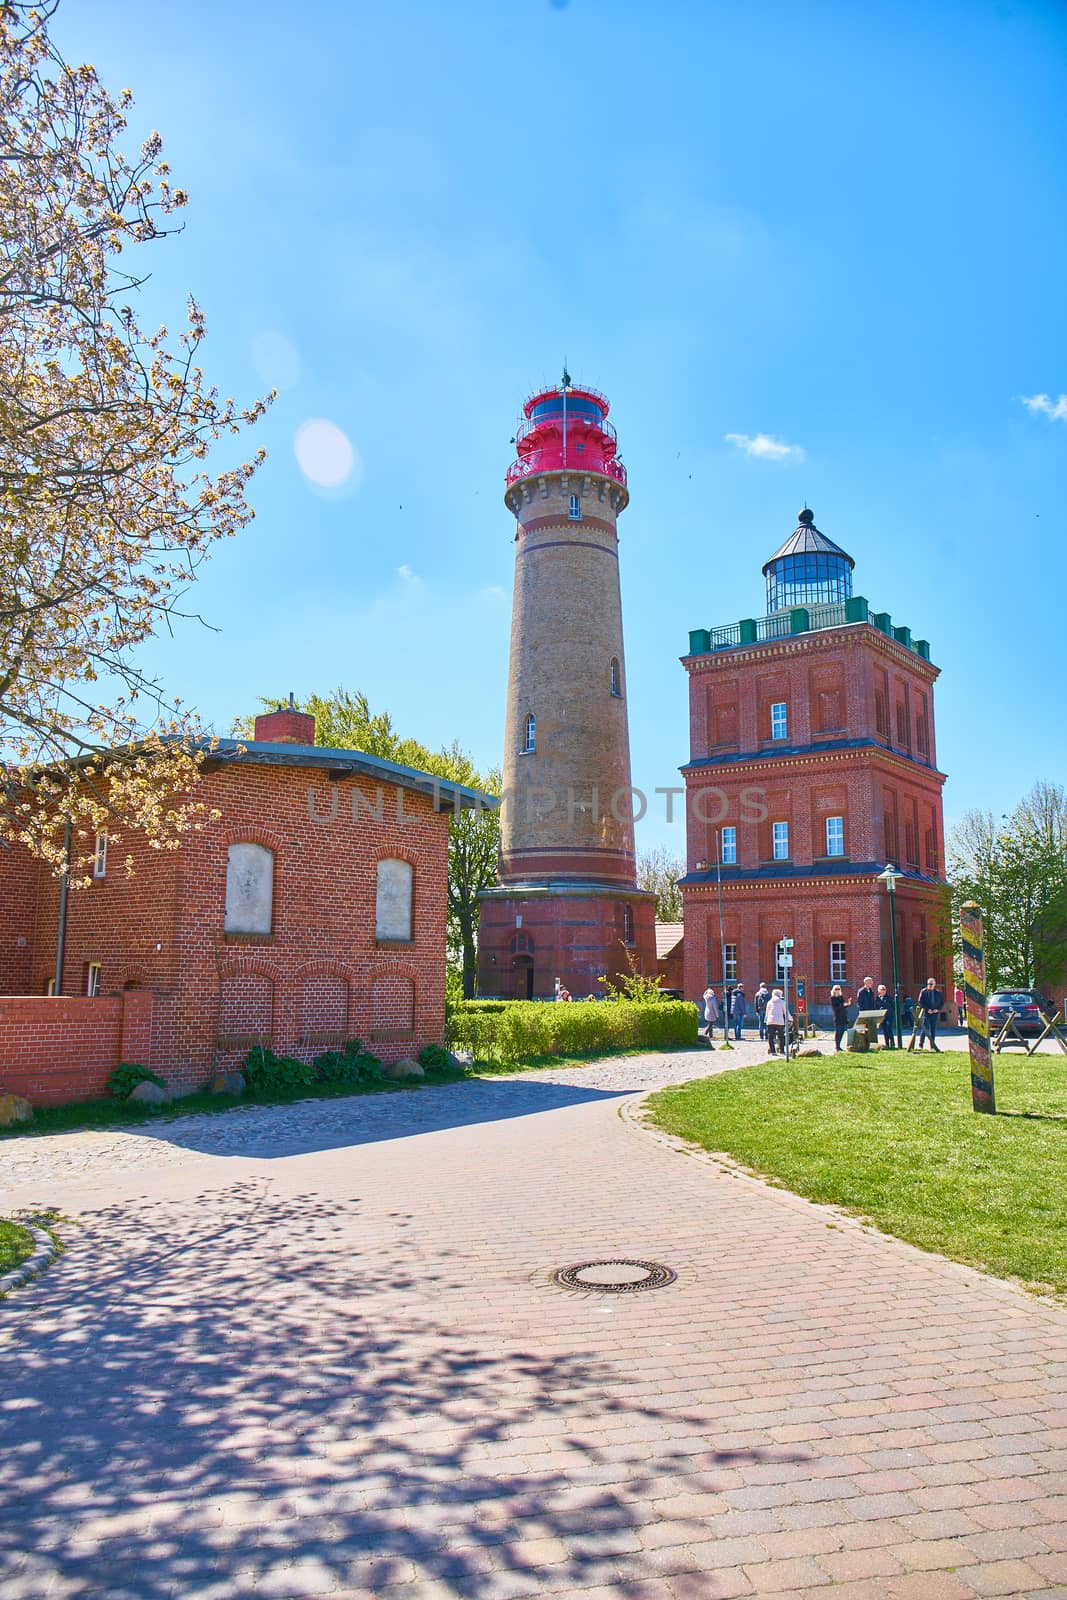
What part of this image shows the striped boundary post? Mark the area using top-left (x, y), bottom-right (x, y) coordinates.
top-left (960, 901), bottom-right (995, 1114)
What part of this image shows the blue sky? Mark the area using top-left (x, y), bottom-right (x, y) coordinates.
top-left (63, 0), bottom-right (1066, 853)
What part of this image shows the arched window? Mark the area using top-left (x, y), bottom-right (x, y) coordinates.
top-left (623, 905), bottom-right (635, 945)
top-left (610, 657), bottom-right (622, 698)
top-left (224, 843), bottom-right (274, 935)
top-left (522, 713), bottom-right (536, 753)
top-left (376, 859), bottom-right (413, 942)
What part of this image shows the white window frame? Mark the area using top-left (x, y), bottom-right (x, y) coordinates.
top-left (825, 816), bottom-right (844, 857)
top-left (93, 832), bottom-right (107, 879)
top-left (568, 494), bottom-right (582, 522)
top-left (522, 713), bottom-right (536, 753)
top-left (723, 943), bottom-right (738, 982)
top-left (829, 941), bottom-right (847, 982)
top-left (86, 962), bottom-right (101, 998)
top-left (721, 825), bottom-right (737, 865)
top-left (770, 701), bottom-right (788, 740)
top-left (772, 821), bottom-right (789, 861)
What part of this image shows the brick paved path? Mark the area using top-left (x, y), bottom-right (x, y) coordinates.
top-left (1, 1045), bottom-right (1066, 1600)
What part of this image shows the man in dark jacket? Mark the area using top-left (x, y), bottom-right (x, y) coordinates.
top-left (856, 976), bottom-right (878, 1014)
top-left (876, 983), bottom-right (895, 1049)
top-left (917, 977), bottom-right (944, 1051)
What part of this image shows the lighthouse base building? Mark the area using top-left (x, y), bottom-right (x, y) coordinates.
top-left (679, 510), bottom-right (950, 1021)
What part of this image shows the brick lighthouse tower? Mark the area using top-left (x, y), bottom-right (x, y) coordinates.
top-left (477, 377), bottom-right (656, 999)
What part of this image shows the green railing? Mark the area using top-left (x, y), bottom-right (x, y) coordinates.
top-left (690, 596), bottom-right (930, 662)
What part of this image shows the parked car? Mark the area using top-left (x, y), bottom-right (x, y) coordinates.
top-left (987, 991), bottom-right (1045, 1036)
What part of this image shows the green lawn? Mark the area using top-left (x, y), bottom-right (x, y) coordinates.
top-left (647, 1049), bottom-right (1067, 1300)
top-left (0, 1218), bottom-right (34, 1276)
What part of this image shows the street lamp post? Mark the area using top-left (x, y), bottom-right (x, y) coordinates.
top-left (877, 863), bottom-right (903, 1049)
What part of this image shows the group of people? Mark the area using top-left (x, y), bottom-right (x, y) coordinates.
top-left (830, 977), bottom-right (945, 1051)
top-left (699, 975), bottom-right (950, 1055)
top-left (700, 980), bottom-right (793, 1055)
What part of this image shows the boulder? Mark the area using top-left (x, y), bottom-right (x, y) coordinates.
top-left (129, 1079), bottom-right (171, 1106)
top-left (210, 1072), bottom-right (245, 1097)
top-left (796, 1048), bottom-right (824, 1058)
top-left (383, 1057), bottom-right (424, 1081)
top-left (0, 1094), bottom-right (32, 1127)
top-left (449, 1049), bottom-right (474, 1068)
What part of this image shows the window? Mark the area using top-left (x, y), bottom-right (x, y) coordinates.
top-left (376, 859), bottom-right (413, 942)
top-left (224, 843), bottom-right (274, 936)
top-left (86, 962), bottom-right (101, 997)
top-left (93, 832), bottom-right (107, 879)
top-left (622, 905), bottom-right (634, 945)
top-left (522, 713), bottom-right (536, 753)
top-left (610, 657), bottom-right (622, 697)
top-left (916, 695), bottom-right (930, 758)
top-left (895, 702), bottom-right (911, 750)
top-left (770, 701), bottom-right (788, 740)
top-left (772, 821), bottom-right (790, 861)
top-left (924, 825), bottom-right (939, 873)
top-left (724, 943), bottom-right (738, 982)
top-left (568, 494), bottom-right (582, 521)
top-left (829, 942), bottom-right (847, 982)
top-left (720, 825), bottom-right (737, 865)
top-left (825, 816), bottom-right (844, 857)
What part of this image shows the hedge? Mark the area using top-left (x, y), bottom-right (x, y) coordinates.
top-left (445, 999), bottom-right (698, 1066)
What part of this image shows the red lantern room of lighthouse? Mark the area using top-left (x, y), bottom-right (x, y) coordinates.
top-left (476, 378), bottom-right (657, 1000)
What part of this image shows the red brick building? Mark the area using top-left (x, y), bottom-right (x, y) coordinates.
top-left (0, 705), bottom-right (490, 1096)
top-left (680, 510), bottom-right (949, 1021)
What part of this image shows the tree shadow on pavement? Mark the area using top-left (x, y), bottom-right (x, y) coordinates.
top-left (0, 1180), bottom-right (802, 1599)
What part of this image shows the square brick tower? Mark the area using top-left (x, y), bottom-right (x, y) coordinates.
top-left (680, 509), bottom-right (949, 1022)
top-left (477, 379), bottom-right (656, 999)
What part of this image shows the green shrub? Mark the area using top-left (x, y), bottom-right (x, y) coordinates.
top-left (312, 1038), bottom-right (383, 1086)
top-left (107, 1062), bottom-right (165, 1100)
top-left (445, 1000), bottom-right (697, 1067)
top-left (418, 1043), bottom-right (453, 1071)
top-left (243, 1046), bottom-right (315, 1097)
top-left (453, 1000), bottom-right (511, 1014)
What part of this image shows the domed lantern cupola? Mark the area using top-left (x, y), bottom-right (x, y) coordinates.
top-left (762, 508), bottom-right (855, 615)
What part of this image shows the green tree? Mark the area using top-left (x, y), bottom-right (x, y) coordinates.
top-left (637, 846), bottom-right (684, 922)
top-left (949, 782), bottom-right (1067, 991)
top-left (241, 691), bottom-right (500, 998)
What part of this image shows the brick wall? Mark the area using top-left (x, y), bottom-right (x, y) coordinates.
top-left (5, 755), bottom-right (452, 1095)
top-left (0, 991), bottom-right (152, 1104)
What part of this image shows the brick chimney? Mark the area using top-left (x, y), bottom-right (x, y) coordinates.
top-left (253, 693), bottom-right (316, 745)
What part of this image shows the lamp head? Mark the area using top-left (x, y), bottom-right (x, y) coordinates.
top-left (877, 863), bottom-right (902, 892)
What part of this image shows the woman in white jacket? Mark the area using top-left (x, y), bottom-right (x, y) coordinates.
top-left (765, 988), bottom-right (790, 1057)
top-left (702, 985), bottom-right (721, 1044)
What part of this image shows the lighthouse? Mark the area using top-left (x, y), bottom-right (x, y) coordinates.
top-left (477, 377), bottom-right (656, 999)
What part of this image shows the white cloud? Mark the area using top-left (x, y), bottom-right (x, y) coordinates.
top-left (479, 584), bottom-right (508, 607)
top-left (1021, 393), bottom-right (1067, 423)
top-left (725, 431), bottom-right (805, 463)
top-left (397, 564), bottom-right (417, 581)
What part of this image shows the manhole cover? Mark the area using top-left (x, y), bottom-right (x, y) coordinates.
top-left (551, 1259), bottom-right (676, 1294)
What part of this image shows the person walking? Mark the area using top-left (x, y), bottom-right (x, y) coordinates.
top-left (765, 988), bottom-right (789, 1056)
top-left (754, 980), bottom-right (771, 1040)
top-left (953, 982), bottom-right (966, 1028)
top-left (917, 976), bottom-right (944, 1050)
top-left (730, 982), bottom-right (746, 1040)
top-left (701, 984), bottom-right (720, 1045)
top-left (830, 984), bottom-right (851, 1051)
top-left (876, 983), bottom-right (895, 1048)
